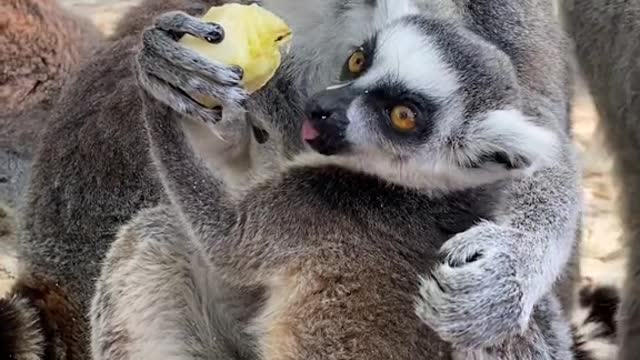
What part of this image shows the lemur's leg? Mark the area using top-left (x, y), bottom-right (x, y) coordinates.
top-left (90, 206), bottom-right (258, 360)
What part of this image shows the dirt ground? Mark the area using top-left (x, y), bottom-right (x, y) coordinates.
top-left (0, 1), bottom-right (628, 301)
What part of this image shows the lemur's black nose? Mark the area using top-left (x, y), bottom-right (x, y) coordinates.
top-left (303, 86), bottom-right (356, 156)
top-left (305, 86), bottom-right (355, 119)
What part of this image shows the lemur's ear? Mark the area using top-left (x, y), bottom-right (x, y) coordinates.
top-left (462, 109), bottom-right (560, 173)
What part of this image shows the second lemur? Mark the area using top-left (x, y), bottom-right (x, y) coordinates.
top-left (91, 11), bottom-right (580, 359)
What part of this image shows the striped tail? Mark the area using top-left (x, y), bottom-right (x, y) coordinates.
top-left (572, 279), bottom-right (620, 360)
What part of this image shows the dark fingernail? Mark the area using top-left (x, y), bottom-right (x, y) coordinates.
top-left (213, 107), bottom-right (223, 122)
top-left (252, 125), bottom-right (270, 144)
top-left (205, 23), bottom-right (225, 43)
top-left (466, 252), bottom-right (483, 263)
top-left (203, 106), bottom-right (223, 124)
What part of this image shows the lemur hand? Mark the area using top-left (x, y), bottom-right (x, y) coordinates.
top-left (136, 11), bottom-right (248, 124)
top-left (416, 222), bottom-right (533, 350)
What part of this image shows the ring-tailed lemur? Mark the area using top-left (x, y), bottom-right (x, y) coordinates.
top-left (90, 10), bottom-right (581, 359)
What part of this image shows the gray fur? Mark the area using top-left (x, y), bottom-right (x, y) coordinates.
top-left (561, 0), bottom-right (640, 358)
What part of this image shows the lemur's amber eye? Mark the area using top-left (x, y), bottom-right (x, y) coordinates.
top-left (390, 106), bottom-right (416, 132)
top-left (348, 50), bottom-right (366, 74)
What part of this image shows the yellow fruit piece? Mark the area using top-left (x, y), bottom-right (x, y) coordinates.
top-left (180, 3), bottom-right (293, 97)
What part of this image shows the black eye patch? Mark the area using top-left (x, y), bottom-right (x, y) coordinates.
top-left (338, 36), bottom-right (377, 81)
top-left (368, 82), bottom-right (437, 119)
top-left (361, 80), bottom-right (438, 144)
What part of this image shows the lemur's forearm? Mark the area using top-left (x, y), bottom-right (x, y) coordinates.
top-left (141, 92), bottom-right (238, 244)
top-left (501, 144), bottom-right (581, 305)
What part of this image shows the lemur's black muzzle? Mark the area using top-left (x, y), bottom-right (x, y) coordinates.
top-left (302, 85), bottom-right (358, 156)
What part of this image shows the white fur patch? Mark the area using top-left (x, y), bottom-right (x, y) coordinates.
top-left (372, 0), bottom-right (419, 29)
top-left (356, 23), bottom-right (460, 101)
top-left (465, 109), bottom-right (561, 172)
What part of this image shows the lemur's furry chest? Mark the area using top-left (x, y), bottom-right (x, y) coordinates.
top-left (245, 165), bottom-right (501, 359)
top-left (249, 242), bottom-right (453, 360)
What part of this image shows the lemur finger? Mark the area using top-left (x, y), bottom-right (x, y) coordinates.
top-left (138, 51), bottom-right (247, 109)
top-left (136, 68), bottom-right (224, 124)
top-left (141, 27), bottom-right (244, 86)
top-left (154, 11), bottom-right (224, 44)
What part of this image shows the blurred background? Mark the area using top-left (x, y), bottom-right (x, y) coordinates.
top-left (0, 0), bottom-right (627, 298)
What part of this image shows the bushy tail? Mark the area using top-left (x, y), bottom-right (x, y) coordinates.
top-left (572, 281), bottom-right (620, 360)
top-left (0, 294), bottom-right (46, 359)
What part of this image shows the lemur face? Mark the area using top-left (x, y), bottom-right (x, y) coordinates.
top-left (301, 15), bottom-right (559, 190)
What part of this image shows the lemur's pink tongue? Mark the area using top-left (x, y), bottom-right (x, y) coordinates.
top-left (302, 119), bottom-right (320, 141)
